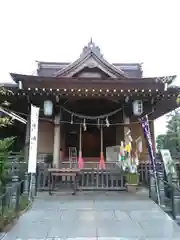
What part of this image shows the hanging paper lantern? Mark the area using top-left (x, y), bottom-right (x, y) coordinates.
top-left (44, 100), bottom-right (53, 116)
top-left (132, 100), bottom-right (143, 116)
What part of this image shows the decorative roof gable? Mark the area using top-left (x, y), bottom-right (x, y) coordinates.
top-left (54, 39), bottom-right (128, 79)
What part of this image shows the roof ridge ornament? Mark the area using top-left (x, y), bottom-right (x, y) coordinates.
top-left (88, 37), bottom-right (94, 48)
top-left (81, 38), bottom-right (103, 57)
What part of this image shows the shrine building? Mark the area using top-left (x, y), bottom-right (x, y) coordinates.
top-left (4, 40), bottom-right (179, 167)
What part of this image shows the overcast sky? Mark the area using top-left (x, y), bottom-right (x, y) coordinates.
top-left (0, 0), bottom-right (179, 137)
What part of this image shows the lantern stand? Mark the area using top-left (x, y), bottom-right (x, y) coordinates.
top-left (78, 124), bottom-right (84, 169)
top-left (99, 124), bottom-right (105, 169)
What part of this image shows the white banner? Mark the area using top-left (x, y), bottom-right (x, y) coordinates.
top-left (28, 105), bottom-right (39, 173)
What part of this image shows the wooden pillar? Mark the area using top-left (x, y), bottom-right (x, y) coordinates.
top-left (53, 114), bottom-right (61, 168)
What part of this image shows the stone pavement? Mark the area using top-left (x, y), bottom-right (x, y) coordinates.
top-left (1, 190), bottom-right (180, 239)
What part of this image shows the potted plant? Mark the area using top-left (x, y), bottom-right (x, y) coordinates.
top-left (125, 172), bottom-right (139, 193)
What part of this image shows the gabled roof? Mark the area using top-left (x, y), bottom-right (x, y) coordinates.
top-left (36, 41), bottom-right (143, 78)
top-left (36, 60), bottom-right (143, 78)
top-left (53, 40), bottom-right (128, 79)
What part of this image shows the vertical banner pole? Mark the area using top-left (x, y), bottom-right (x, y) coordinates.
top-left (28, 105), bottom-right (39, 201)
top-left (140, 115), bottom-right (160, 205)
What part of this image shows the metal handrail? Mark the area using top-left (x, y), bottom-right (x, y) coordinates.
top-left (148, 171), bottom-right (180, 221)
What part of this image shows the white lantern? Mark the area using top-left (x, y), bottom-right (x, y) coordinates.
top-left (132, 100), bottom-right (143, 116)
top-left (44, 100), bottom-right (53, 116)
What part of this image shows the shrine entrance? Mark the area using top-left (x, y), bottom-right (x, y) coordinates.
top-left (64, 98), bottom-right (120, 161)
top-left (65, 123), bottom-right (116, 160)
top-left (82, 125), bottom-right (100, 158)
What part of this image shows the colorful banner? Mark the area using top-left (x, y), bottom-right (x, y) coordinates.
top-left (28, 105), bottom-right (39, 173)
top-left (140, 114), bottom-right (160, 204)
top-left (139, 115), bottom-right (155, 166)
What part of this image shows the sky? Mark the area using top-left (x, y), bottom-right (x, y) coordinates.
top-left (0, 0), bottom-right (179, 138)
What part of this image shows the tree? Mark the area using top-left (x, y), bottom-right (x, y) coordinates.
top-left (156, 109), bottom-right (180, 155)
top-left (0, 86), bottom-right (13, 127)
top-left (156, 134), bottom-right (168, 152)
top-left (0, 86), bottom-right (15, 191)
top-left (166, 110), bottom-right (180, 154)
top-left (0, 137), bottom-right (15, 190)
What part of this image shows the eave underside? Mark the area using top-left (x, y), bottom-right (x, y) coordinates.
top-left (10, 73), bottom-right (177, 85)
top-left (2, 83), bottom-right (180, 121)
top-left (9, 73), bottom-right (172, 92)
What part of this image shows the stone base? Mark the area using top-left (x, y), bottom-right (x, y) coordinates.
top-left (126, 184), bottom-right (138, 193)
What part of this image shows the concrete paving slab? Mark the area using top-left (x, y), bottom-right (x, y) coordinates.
top-left (1, 191), bottom-right (180, 239)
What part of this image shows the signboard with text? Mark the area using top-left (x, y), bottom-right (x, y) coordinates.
top-left (28, 105), bottom-right (39, 173)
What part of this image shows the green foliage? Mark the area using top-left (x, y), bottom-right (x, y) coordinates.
top-left (0, 137), bottom-right (15, 190)
top-left (0, 137), bottom-right (15, 152)
top-left (0, 87), bottom-right (13, 127)
top-left (0, 87), bottom-right (11, 96)
top-left (156, 109), bottom-right (180, 155)
top-left (0, 117), bottom-right (13, 127)
top-left (0, 87), bottom-right (15, 191)
top-left (156, 134), bottom-right (169, 151)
